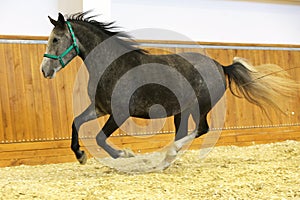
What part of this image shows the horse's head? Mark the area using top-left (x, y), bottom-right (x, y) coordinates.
top-left (41, 13), bottom-right (79, 78)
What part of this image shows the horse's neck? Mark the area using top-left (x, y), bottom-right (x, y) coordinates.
top-left (73, 22), bottom-right (144, 97)
top-left (74, 23), bottom-right (133, 67)
top-left (73, 23), bottom-right (104, 60)
top-left (74, 23), bottom-right (143, 74)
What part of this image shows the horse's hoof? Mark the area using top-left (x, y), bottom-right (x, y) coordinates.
top-left (154, 160), bottom-right (171, 171)
top-left (166, 145), bottom-right (178, 157)
top-left (78, 151), bottom-right (87, 164)
top-left (119, 148), bottom-right (135, 158)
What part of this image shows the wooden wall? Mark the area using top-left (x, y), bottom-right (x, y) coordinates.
top-left (1, 36), bottom-right (300, 167)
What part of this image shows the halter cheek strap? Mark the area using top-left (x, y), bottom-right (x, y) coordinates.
top-left (44, 21), bottom-right (80, 68)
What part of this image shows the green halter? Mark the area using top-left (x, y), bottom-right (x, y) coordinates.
top-left (44, 21), bottom-right (80, 68)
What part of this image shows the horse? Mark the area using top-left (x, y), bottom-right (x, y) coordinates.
top-left (40, 11), bottom-right (298, 166)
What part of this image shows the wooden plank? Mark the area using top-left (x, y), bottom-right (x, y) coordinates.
top-left (5, 43), bottom-right (18, 142)
top-left (80, 126), bottom-right (300, 152)
top-left (20, 44), bottom-right (35, 142)
top-left (1, 35), bottom-right (300, 48)
top-left (48, 79), bottom-right (63, 139)
top-left (0, 126), bottom-right (299, 167)
top-left (138, 39), bottom-right (300, 48)
top-left (36, 44), bottom-right (56, 140)
top-left (236, 130), bottom-right (300, 142)
top-left (0, 44), bottom-right (10, 142)
top-left (233, 0), bottom-right (300, 6)
top-left (0, 140), bottom-right (71, 152)
top-left (0, 35), bottom-right (48, 40)
top-left (0, 147), bottom-right (73, 161)
top-left (55, 69), bottom-right (69, 139)
top-left (32, 44), bottom-right (49, 141)
top-left (0, 155), bottom-right (76, 167)
top-left (12, 43), bottom-right (29, 142)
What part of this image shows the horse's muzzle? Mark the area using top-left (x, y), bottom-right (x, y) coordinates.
top-left (41, 68), bottom-right (56, 79)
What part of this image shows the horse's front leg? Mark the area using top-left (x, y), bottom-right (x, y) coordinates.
top-left (71, 102), bottom-right (101, 164)
top-left (96, 115), bottom-right (134, 159)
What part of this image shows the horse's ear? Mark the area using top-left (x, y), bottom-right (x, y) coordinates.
top-left (48, 13), bottom-right (65, 27)
top-left (57, 13), bottom-right (65, 25)
top-left (48, 16), bottom-right (58, 27)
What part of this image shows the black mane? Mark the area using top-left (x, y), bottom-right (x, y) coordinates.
top-left (66, 11), bottom-right (146, 54)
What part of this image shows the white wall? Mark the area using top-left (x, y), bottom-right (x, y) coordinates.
top-left (83, 0), bottom-right (111, 22)
top-left (0, 0), bottom-right (82, 36)
top-left (1, 0), bottom-right (56, 36)
top-left (0, 0), bottom-right (299, 44)
top-left (111, 0), bottom-right (300, 44)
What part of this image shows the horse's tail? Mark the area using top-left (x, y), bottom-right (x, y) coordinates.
top-left (222, 57), bottom-right (298, 113)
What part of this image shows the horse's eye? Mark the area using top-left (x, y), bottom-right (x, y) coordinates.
top-left (53, 38), bottom-right (58, 43)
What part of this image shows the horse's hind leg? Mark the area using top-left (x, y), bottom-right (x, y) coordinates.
top-left (167, 111), bottom-right (209, 158)
top-left (174, 111), bottom-right (190, 141)
top-left (96, 115), bottom-right (134, 159)
top-left (164, 112), bottom-right (190, 160)
top-left (71, 103), bottom-right (102, 164)
top-left (157, 111), bottom-right (195, 170)
top-left (192, 112), bottom-right (209, 138)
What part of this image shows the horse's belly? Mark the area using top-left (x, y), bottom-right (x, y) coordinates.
top-left (128, 84), bottom-right (193, 119)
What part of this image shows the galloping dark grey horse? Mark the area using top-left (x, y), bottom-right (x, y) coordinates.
top-left (40, 12), bottom-right (297, 166)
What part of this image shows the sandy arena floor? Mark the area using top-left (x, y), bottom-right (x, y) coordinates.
top-left (0, 140), bottom-right (299, 200)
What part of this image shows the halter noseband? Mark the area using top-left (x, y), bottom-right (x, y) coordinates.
top-left (44, 21), bottom-right (80, 68)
